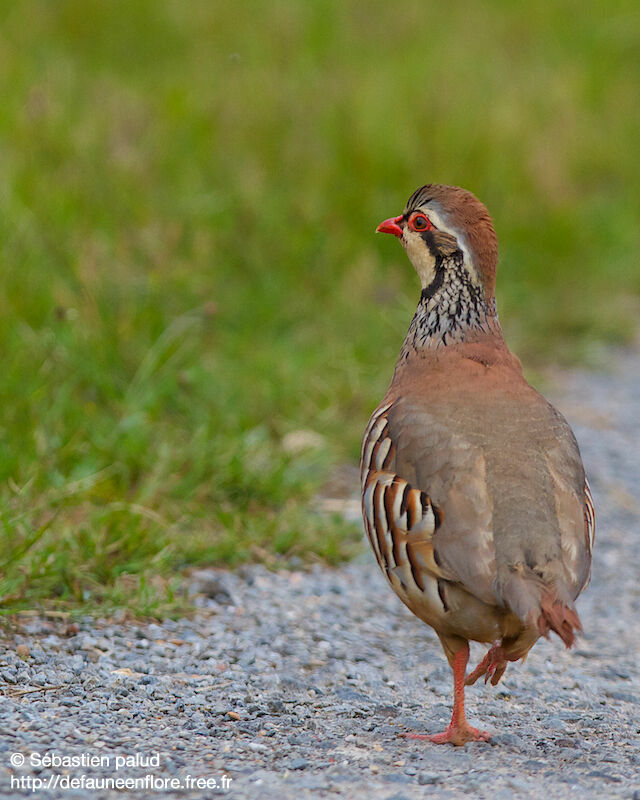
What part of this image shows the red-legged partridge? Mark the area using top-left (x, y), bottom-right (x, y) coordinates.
top-left (361, 184), bottom-right (595, 745)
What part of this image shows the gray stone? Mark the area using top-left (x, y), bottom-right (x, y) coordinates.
top-left (417, 772), bottom-right (441, 785)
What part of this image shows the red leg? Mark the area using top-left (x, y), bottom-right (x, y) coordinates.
top-left (400, 643), bottom-right (491, 746)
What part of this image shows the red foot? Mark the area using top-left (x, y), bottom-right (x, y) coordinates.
top-left (399, 644), bottom-right (492, 746)
top-left (465, 644), bottom-right (508, 686)
top-left (400, 723), bottom-right (491, 746)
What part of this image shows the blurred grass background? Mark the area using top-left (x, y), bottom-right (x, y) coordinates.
top-left (1, 0), bottom-right (639, 614)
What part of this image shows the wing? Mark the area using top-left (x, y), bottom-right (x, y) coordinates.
top-left (537, 401), bottom-right (593, 599)
top-left (384, 397), bottom-right (499, 607)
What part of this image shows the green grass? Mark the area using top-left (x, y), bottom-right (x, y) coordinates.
top-left (1, 0), bottom-right (639, 615)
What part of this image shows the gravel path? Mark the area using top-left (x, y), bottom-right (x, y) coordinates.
top-left (2, 348), bottom-right (640, 799)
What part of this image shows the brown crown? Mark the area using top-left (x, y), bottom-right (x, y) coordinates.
top-left (405, 184), bottom-right (499, 297)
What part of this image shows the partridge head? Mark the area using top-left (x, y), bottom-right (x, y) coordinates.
top-left (361, 184), bottom-right (594, 745)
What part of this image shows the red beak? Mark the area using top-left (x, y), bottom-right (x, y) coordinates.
top-left (376, 215), bottom-right (404, 238)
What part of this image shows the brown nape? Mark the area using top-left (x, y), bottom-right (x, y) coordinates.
top-left (537, 592), bottom-right (583, 648)
top-left (407, 184), bottom-right (499, 298)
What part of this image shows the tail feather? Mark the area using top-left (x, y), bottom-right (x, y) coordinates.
top-left (537, 592), bottom-right (582, 648)
top-left (499, 568), bottom-right (583, 648)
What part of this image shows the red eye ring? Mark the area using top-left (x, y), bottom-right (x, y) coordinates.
top-left (409, 212), bottom-right (433, 232)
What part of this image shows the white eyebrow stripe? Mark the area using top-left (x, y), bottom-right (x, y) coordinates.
top-left (418, 208), bottom-right (447, 230)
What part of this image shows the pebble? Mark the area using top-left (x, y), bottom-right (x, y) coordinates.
top-left (418, 772), bottom-right (441, 785)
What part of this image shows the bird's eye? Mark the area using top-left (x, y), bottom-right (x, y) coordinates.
top-left (410, 213), bottom-right (433, 232)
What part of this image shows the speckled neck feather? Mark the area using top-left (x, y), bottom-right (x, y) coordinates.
top-left (398, 252), bottom-right (500, 361)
